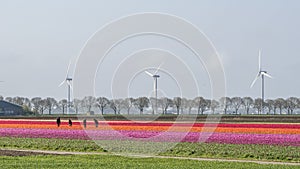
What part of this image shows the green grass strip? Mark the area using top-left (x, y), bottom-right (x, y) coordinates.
top-left (0, 137), bottom-right (299, 162)
top-left (0, 154), bottom-right (299, 169)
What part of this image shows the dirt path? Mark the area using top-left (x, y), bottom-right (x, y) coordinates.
top-left (1, 148), bottom-right (299, 166)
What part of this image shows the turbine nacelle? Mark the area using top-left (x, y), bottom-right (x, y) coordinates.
top-left (66, 77), bottom-right (73, 81)
top-left (144, 62), bottom-right (163, 78)
top-left (145, 71), bottom-right (160, 79)
top-left (59, 61), bottom-right (73, 88)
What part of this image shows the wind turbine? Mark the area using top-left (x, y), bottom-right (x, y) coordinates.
top-left (59, 61), bottom-right (73, 114)
top-left (250, 50), bottom-right (272, 114)
top-left (145, 63), bottom-right (163, 114)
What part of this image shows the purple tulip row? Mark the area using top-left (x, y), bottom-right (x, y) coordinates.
top-left (0, 128), bottom-right (299, 146)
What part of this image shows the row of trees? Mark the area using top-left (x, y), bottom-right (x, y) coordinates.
top-left (0, 95), bottom-right (300, 115)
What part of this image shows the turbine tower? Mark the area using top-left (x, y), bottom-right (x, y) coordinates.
top-left (145, 63), bottom-right (163, 114)
top-left (59, 61), bottom-right (73, 115)
top-left (250, 50), bottom-right (272, 114)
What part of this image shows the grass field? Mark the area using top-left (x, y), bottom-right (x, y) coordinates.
top-left (1, 154), bottom-right (299, 169)
top-left (0, 137), bottom-right (299, 162)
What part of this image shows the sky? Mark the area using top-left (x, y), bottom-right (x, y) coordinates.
top-left (0, 0), bottom-right (299, 100)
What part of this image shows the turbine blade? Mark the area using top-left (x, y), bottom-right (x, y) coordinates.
top-left (258, 50), bottom-right (261, 71)
top-left (263, 72), bottom-right (273, 79)
top-left (66, 60), bottom-right (71, 78)
top-left (154, 62), bottom-right (164, 75)
top-left (250, 73), bottom-right (260, 88)
top-left (145, 71), bottom-right (153, 77)
top-left (59, 80), bottom-right (65, 87)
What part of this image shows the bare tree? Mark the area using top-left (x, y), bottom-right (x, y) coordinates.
top-left (210, 100), bottom-right (219, 114)
top-left (59, 99), bottom-right (68, 114)
top-left (82, 96), bottom-right (96, 112)
top-left (193, 97), bottom-right (209, 115)
top-left (254, 98), bottom-right (263, 114)
top-left (31, 97), bottom-right (42, 115)
top-left (96, 97), bottom-right (110, 115)
top-left (45, 97), bottom-right (57, 115)
top-left (274, 98), bottom-right (286, 115)
top-left (219, 97), bottom-right (231, 114)
top-left (265, 99), bottom-right (275, 115)
top-left (123, 98), bottom-right (134, 115)
top-left (5, 97), bottom-right (13, 103)
top-left (173, 97), bottom-right (182, 115)
top-left (39, 99), bottom-right (47, 115)
top-left (114, 99), bottom-right (124, 114)
top-left (110, 100), bottom-right (117, 114)
top-left (12, 97), bottom-right (25, 106)
top-left (22, 97), bottom-right (32, 114)
top-left (205, 99), bottom-right (211, 114)
top-left (159, 97), bottom-right (173, 114)
top-left (286, 97), bottom-right (299, 114)
top-left (181, 98), bottom-right (193, 114)
top-left (110, 99), bottom-right (123, 114)
top-left (242, 97), bottom-right (253, 115)
top-left (73, 98), bottom-right (81, 114)
top-left (231, 97), bottom-right (243, 114)
top-left (23, 98), bottom-right (31, 109)
top-left (134, 97), bottom-right (149, 115)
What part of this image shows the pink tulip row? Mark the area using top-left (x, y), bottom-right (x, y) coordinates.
top-left (0, 128), bottom-right (299, 146)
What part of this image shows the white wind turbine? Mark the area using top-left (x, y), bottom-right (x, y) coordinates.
top-left (145, 63), bottom-right (163, 114)
top-left (250, 50), bottom-right (273, 114)
top-left (59, 61), bottom-right (73, 114)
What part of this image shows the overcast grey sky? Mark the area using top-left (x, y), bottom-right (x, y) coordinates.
top-left (0, 0), bottom-right (299, 100)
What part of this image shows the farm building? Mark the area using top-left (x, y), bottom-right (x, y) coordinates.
top-left (0, 100), bottom-right (24, 116)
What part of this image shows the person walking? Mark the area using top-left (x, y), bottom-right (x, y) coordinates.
top-left (56, 117), bottom-right (61, 127)
top-left (94, 118), bottom-right (99, 128)
top-left (83, 119), bottom-right (87, 128)
top-left (68, 119), bottom-right (72, 126)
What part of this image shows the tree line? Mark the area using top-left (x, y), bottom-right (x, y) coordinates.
top-left (0, 95), bottom-right (299, 115)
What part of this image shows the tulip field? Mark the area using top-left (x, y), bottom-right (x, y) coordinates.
top-left (0, 119), bottom-right (299, 146)
top-left (0, 118), bottom-right (299, 168)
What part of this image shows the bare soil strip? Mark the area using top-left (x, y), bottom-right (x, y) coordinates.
top-left (125, 154), bottom-right (300, 166)
top-left (1, 148), bottom-right (299, 166)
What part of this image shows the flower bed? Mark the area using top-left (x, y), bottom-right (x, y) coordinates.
top-left (0, 119), bottom-right (299, 146)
